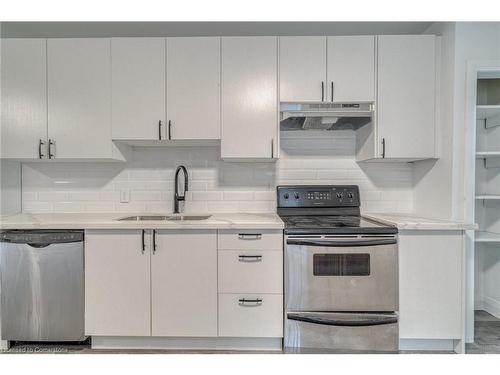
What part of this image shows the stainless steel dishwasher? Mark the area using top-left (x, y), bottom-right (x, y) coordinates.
top-left (0, 230), bottom-right (85, 341)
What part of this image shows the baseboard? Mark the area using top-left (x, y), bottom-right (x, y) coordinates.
top-left (399, 339), bottom-right (456, 352)
top-left (91, 336), bottom-right (282, 351)
top-left (483, 296), bottom-right (500, 318)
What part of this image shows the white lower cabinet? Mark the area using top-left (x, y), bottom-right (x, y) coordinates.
top-left (218, 250), bottom-right (283, 294)
top-left (152, 230), bottom-right (217, 337)
top-left (399, 230), bottom-right (464, 340)
top-left (218, 294), bottom-right (283, 338)
top-left (85, 230), bottom-right (151, 336)
top-left (85, 228), bottom-right (282, 341)
top-left (217, 229), bottom-right (284, 338)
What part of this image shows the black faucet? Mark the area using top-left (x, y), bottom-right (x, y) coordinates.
top-left (174, 165), bottom-right (188, 214)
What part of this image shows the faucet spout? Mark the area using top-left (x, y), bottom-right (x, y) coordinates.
top-left (174, 165), bottom-right (188, 214)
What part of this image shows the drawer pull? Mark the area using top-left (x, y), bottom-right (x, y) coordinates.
top-left (238, 298), bottom-right (263, 306)
top-left (238, 255), bottom-right (263, 262)
top-left (238, 233), bottom-right (262, 240)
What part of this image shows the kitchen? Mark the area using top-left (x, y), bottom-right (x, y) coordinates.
top-left (0, 19), bottom-right (499, 361)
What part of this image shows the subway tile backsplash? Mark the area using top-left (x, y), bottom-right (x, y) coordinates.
top-left (21, 131), bottom-right (415, 213)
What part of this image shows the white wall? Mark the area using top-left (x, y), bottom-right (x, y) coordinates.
top-left (21, 131), bottom-right (414, 214)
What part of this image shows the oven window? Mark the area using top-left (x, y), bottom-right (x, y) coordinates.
top-left (313, 254), bottom-right (370, 276)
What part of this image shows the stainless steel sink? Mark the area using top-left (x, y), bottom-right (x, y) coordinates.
top-left (165, 215), bottom-right (211, 221)
top-left (117, 215), bottom-right (211, 221)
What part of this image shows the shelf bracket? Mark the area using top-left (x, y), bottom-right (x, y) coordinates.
top-left (485, 114), bottom-right (500, 129)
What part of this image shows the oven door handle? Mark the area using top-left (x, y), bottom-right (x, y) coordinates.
top-left (286, 238), bottom-right (397, 247)
top-left (287, 313), bottom-right (398, 327)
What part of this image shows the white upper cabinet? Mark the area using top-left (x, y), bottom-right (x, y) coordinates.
top-left (1, 39), bottom-right (47, 159)
top-left (47, 39), bottom-right (114, 159)
top-left (279, 36), bottom-right (327, 102)
top-left (152, 230), bottom-right (217, 337)
top-left (376, 35), bottom-right (437, 160)
top-left (166, 37), bottom-right (220, 140)
top-left (221, 37), bottom-right (279, 160)
top-left (327, 36), bottom-right (375, 102)
top-left (111, 38), bottom-right (166, 140)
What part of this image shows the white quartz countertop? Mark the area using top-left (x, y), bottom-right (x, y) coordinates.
top-left (0, 212), bottom-right (284, 230)
top-left (363, 212), bottom-right (477, 231)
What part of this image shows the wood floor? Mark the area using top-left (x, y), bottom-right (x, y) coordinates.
top-left (466, 310), bottom-right (500, 354)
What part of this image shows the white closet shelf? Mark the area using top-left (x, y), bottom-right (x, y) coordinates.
top-left (476, 151), bottom-right (500, 157)
top-left (477, 105), bottom-right (500, 128)
top-left (475, 195), bottom-right (500, 200)
top-left (475, 231), bottom-right (500, 243)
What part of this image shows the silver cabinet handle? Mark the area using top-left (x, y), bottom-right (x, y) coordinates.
top-left (381, 138), bottom-right (386, 158)
top-left (238, 255), bottom-right (263, 262)
top-left (168, 120), bottom-right (172, 140)
top-left (48, 139), bottom-right (55, 159)
top-left (271, 139), bottom-right (274, 158)
top-left (331, 82), bottom-right (334, 102)
top-left (158, 120), bottom-right (162, 140)
top-left (38, 139), bottom-right (45, 159)
top-left (238, 298), bottom-right (263, 306)
top-left (321, 81), bottom-right (325, 101)
top-left (238, 233), bottom-right (262, 240)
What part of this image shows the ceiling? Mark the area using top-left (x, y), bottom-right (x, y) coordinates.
top-left (0, 22), bottom-right (435, 38)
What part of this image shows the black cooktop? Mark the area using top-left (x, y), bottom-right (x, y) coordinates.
top-left (277, 185), bottom-right (398, 235)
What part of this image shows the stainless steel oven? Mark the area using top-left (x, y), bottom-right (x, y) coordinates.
top-left (284, 234), bottom-right (399, 352)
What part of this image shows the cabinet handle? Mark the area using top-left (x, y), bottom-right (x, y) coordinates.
top-left (152, 229), bottom-right (157, 254)
top-left (168, 120), bottom-right (172, 140)
top-left (141, 229), bottom-right (145, 254)
top-left (158, 120), bottom-right (162, 140)
top-left (48, 139), bottom-right (55, 159)
top-left (238, 298), bottom-right (263, 306)
top-left (321, 81), bottom-right (325, 102)
top-left (381, 138), bottom-right (386, 158)
top-left (238, 233), bottom-right (262, 240)
top-left (271, 139), bottom-right (274, 158)
top-left (331, 82), bottom-right (334, 102)
top-left (38, 139), bottom-right (45, 159)
top-left (238, 255), bottom-right (263, 262)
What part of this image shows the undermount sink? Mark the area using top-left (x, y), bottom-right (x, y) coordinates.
top-left (117, 215), bottom-right (211, 221)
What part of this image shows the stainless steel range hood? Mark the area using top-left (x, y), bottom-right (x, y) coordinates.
top-left (280, 102), bottom-right (374, 131)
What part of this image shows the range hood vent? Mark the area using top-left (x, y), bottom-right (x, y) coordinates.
top-left (280, 102), bottom-right (373, 131)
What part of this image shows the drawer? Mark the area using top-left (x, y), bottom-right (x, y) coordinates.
top-left (218, 250), bottom-right (283, 294)
top-left (218, 229), bottom-right (282, 251)
top-left (218, 294), bottom-right (283, 338)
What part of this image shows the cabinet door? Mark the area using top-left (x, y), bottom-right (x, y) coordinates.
top-left (279, 36), bottom-right (327, 102)
top-left (166, 37), bottom-right (220, 140)
top-left (399, 231), bottom-right (463, 339)
top-left (85, 230), bottom-right (151, 336)
top-left (377, 35), bottom-right (436, 159)
top-left (221, 37), bottom-right (278, 159)
top-left (1, 39), bottom-right (47, 159)
top-left (47, 39), bottom-right (112, 159)
top-left (111, 38), bottom-right (166, 140)
top-left (327, 36), bottom-right (375, 102)
top-left (152, 230), bottom-right (217, 337)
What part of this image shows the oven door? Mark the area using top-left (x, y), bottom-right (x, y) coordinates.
top-left (285, 236), bottom-right (398, 311)
top-left (285, 311), bottom-right (399, 352)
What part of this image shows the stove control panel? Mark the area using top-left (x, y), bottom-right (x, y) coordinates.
top-left (277, 185), bottom-right (360, 208)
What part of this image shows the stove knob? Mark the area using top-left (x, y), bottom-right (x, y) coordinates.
top-left (336, 193), bottom-right (343, 199)
top-left (294, 192), bottom-right (300, 200)
top-left (347, 192), bottom-right (353, 199)
top-left (284, 193), bottom-right (289, 199)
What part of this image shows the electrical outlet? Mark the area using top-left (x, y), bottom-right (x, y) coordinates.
top-left (120, 189), bottom-right (130, 203)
